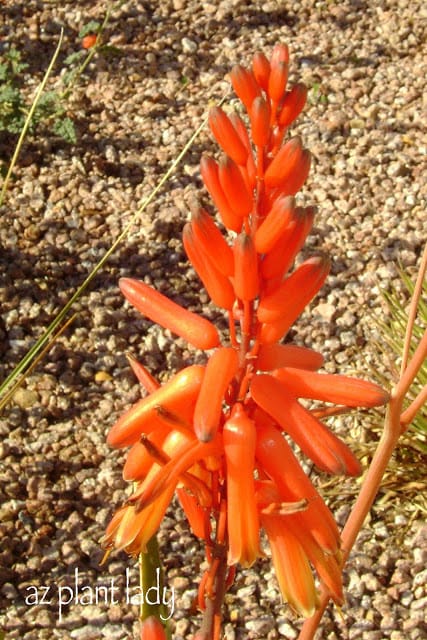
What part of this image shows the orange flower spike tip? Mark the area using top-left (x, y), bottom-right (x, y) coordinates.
top-left (200, 154), bottom-right (243, 232)
top-left (233, 233), bottom-right (259, 302)
top-left (256, 343), bottom-right (324, 372)
top-left (274, 367), bottom-right (390, 408)
top-left (252, 51), bottom-right (271, 91)
top-left (229, 64), bottom-right (261, 111)
top-left (107, 364), bottom-right (205, 448)
top-left (264, 135), bottom-right (304, 189)
top-left (193, 347), bottom-right (239, 442)
top-left (119, 278), bottom-right (220, 351)
top-left (183, 223), bottom-right (235, 310)
top-left (258, 255), bottom-right (330, 324)
top-left (268, 61), bottom-right (289, 104)
top-left (140, 616), bottom-right (167, 640)
top-left (191, 207), bottom-right (234, 277)
top-left (208, 106), bottom-right (248, 166)
top-left (218, 155), bottom-right (253, 218)
top-left (279, 82), bottom-right (308, 128)
top-left (254, 195), bottom-right (295, 254)
top-left (223, 404), bottom-right (261, 567)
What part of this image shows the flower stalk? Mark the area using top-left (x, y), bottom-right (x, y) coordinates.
top-left (101, 42), bottom-right (402, 639)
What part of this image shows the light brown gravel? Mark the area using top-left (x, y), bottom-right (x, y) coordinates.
top-left (0, 1), bottom-right (426, 639)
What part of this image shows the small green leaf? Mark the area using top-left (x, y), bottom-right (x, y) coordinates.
top-left (79, 21), bottom-right (101, 38)
top-left (64, 51), bottom-right (84, 67)
top-left (53, 117), bottom-right (77, 144)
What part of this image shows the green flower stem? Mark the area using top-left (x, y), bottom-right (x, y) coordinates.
top-left (0, 31), bottom-right (63, 207)
top-left (139, 535), bottom-right (171, 638)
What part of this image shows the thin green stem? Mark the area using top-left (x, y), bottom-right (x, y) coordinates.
top-left (0, 112), bottom-right (210, 410)
top-left (0, 31), bottom-right (64, 207)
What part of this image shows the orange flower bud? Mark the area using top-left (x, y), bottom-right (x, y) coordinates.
top-left (191, 207), bottom-right (234, 277)
top-left (200, 154), bottom-right (243, 232)
top-left (208, 106), bottom-right (249, 166)
top-left (229, 64), bottom-right (261, 111)
top-left (183, 223), bottom-right (236, 310)
top-left (193, 347), bottom-right (239, 442)
top-left (229, 113), bottom-right (257, 190)
top-left (251, 373), bottom-right (361, 475)
top-left (254, 195), bottom-right (295, 254)
top-left (140, 616), bottom-right (168, 640)
top-left (252, 51), bottom-right (271, 91)
top-left (268, 60), bottom-right (288, 103)
top-left (256, 343), bottom-right (324, 371)
top-left (119, 277), bottom-right (220, 351)
top-left (233, 233), bottom-right (259, 301)
top-left (223, 404), bottom-right (261, 567)
top-left (273, 367), bottom-right (390, 408)
top-left (126, 353), bottom-right (159, 393)
top-left (250, 96), bottom-right (271, 147)
top-left (257, 255), bottom-right (330, 325)
top-left (264, 136), bottom-right (304, 189)
top-left (270, 43), bottom-right (289, 68)
top-left (278, 148), bottom-right (311, 196)
top-left (279, 82), bottom-right (308, 128)
top-left (260, 205), bottom-right (315, 280)
top-left (107, 365), bottom-right (204, 448)
top-left (218, 156), bottom-right (253, 218)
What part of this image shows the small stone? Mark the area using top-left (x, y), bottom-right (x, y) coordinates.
top-left (181, 37), bottom-right (197, 53)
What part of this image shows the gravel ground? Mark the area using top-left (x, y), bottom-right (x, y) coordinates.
top-left (0, 1), bottom-right (426, 639)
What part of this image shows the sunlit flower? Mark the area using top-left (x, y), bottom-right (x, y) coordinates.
top-left (104, 41), bottom-right (389, 623)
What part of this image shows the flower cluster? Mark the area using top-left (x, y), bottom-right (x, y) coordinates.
top-left (103, 43), bottom-right (388, 623)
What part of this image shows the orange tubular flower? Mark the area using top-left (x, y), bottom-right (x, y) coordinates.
top-left (279, 82), bottom-right (308, 128)
top-left (193, 347), bottom-right (239, 442)
top-left (233, 233), bottom-right (260, 302)
top-left (218, 155), bottom-right (253, 218)
top-left (105, 41), bottom-right (390, 630)
top-left (183, 222), bottom-right (236, 311)
top-left (208, 106), bottom-right (249, 166)
top-left (251, 373), bottom-right (361, 475)
top-left (254, 195), bottom-right (296, 254)
top-left (191, 207), bottom-right (234, 277)
top-left (107, 364), bottom-right (204, 448)
top-left (256, 343), bottom-right (324, 371)
top-left (262, 514), bottom-right (318, 618)
top-left (200, 154), bottom-right (243, 232)
top-left (119, 278), bottom-right (220, 350)
top-left (223, 405), bottom-right (261, 567)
